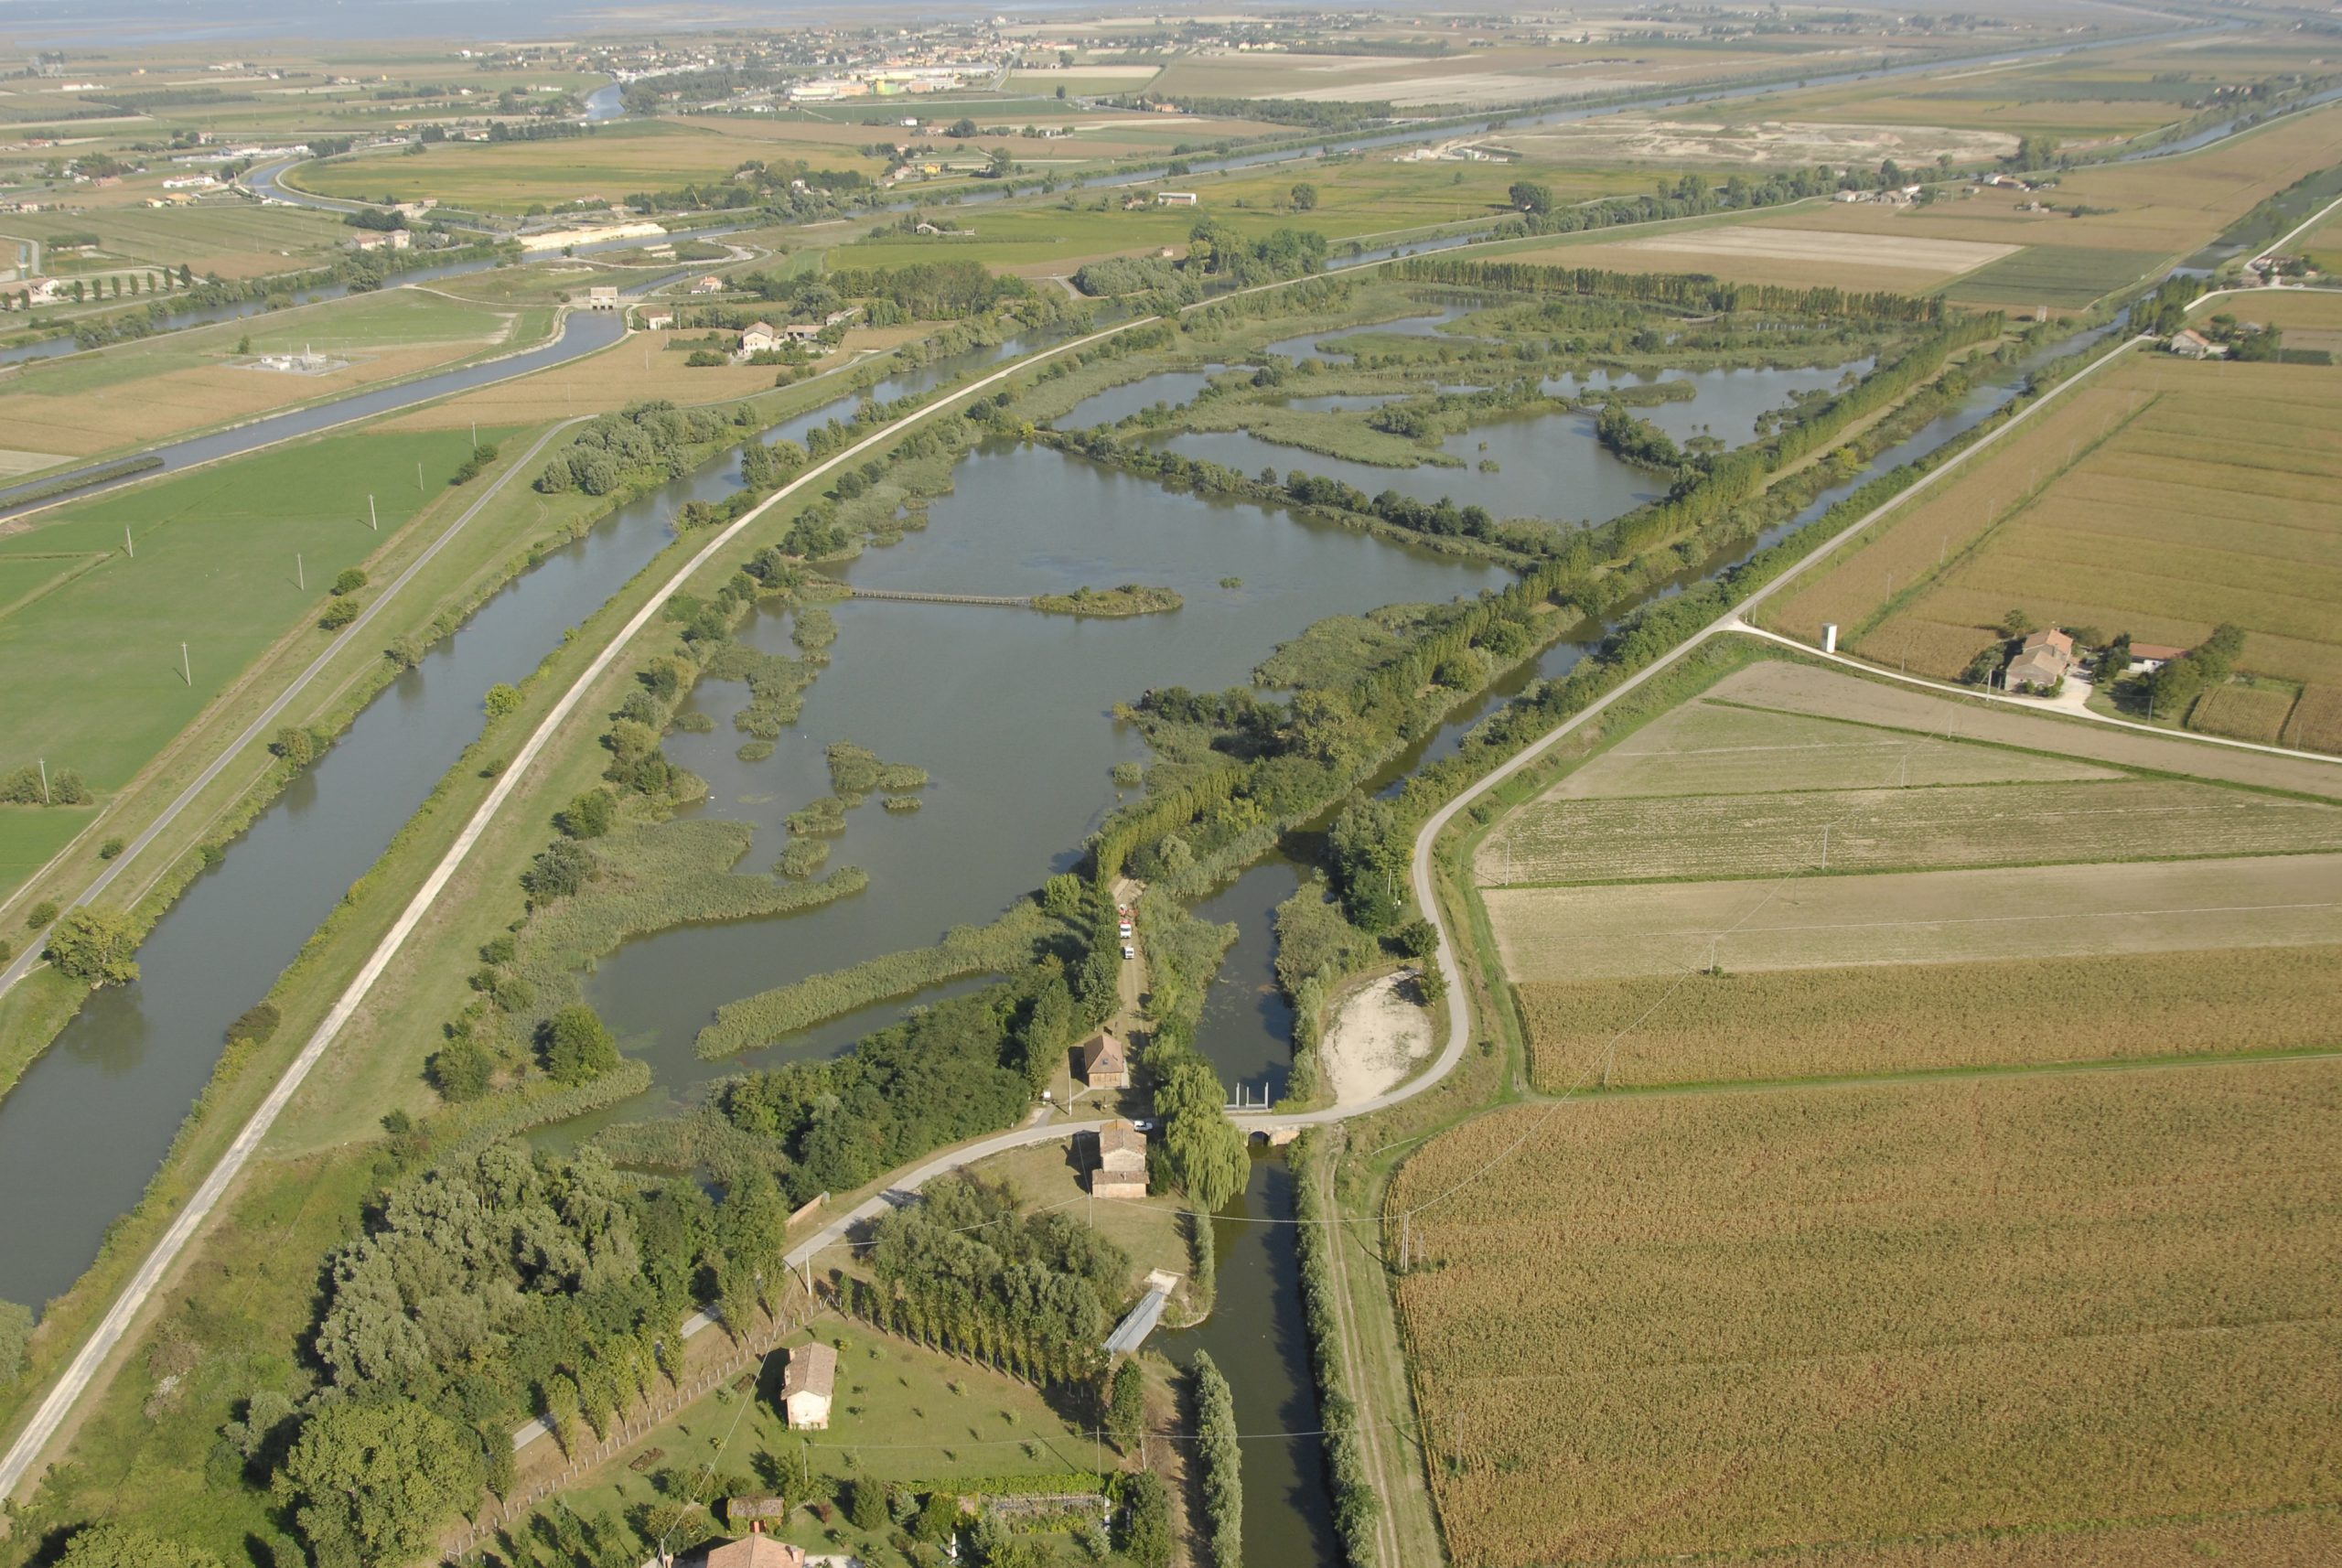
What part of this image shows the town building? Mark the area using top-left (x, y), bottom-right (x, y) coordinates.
top-left (1091, 1121), bottom-right (1147, 1199)
top-left (703, 1522), bottom-right (808, 1568)
top-left (586, 285), bottom-right (619, 309)
top-left (641, 311), bottom-right (675, 330)
top-left (1080, 1031), bottom-right (1128, 1091)
top-left (2004, 628), bottom-right (2074, 691)
top-left (781, 1342), bottom-right (836, 1430)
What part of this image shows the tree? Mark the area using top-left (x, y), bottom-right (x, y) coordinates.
top-left (317, 597), bottom-right (360, 631)
top-left (1041, 873), bottom-right (1085, 919)
top-left (57, 1525), bottom-right (227, 1568)
top-left (484, 682), bottom-right (524, 720)
top-left (1105, 1358), bottom-right (1146, 1453)
top-left (1117, 1470), bottom-right (1173, 1568)
top-left (1508, 179), bottom-right (1553, 215)
top-left (846, 1476), bottom-right (888, 1530)
top-left (1999, 607), bottom-right (2036, 638)
top-left (947, 116), bottom-right (979, 138)
top-left (429, 1036), bottom-right (493, 1101)
top-left (541, 1003), bottom-right (619, 1084)
top-left (274, 1399), bottom-right (483, 1568)
top-left (46, 906), bottom-right (140, 987)
top-left (1289, 181), bottom-right (1318, 210)
top-left (331, 567), bottom-right (368, 596)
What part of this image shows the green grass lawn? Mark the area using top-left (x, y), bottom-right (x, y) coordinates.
top-left (0, 806), bottom-right (98, 906)
top-left (0, 424), bottom-right (517, 794)
top-left (519, 1320), bottom-right (1132, 1566)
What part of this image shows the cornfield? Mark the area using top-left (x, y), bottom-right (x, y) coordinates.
top-left (2187, 683), bottom-right (2298, 746)
top-left (1519, 944), bottom-right (2342, 1090)
top-left (1389, 1060), bottom-right (2342, 1566)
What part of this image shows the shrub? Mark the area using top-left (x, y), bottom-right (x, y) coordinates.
top-left (317, 597), bottom-right (360, 631)
top-left (226, 1002), bottom-right (281, 1046)
top-left (271, 726), bottom-right (319, 767)
top-left (428, 1036), bottom-right (494, 1101)
top-left (483, 682), bottom-right (524, 720)
top-left (25, 900), bottom-right (58, 930)
top-left (521, 839), bottom-right (595, 901)
top-left (330, 568), bottom-right (368, 596)
top-left (99, 836), bottom-right (125, 860)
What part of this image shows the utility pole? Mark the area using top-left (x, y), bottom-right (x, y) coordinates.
top-left (416, 460), bottom-right (424, 493)
top-left (368, 493), bottom-right (378, 532)
top-left (124, 524), bottom-right (134, 558)
top-left (296, 553), bottom-right (304, 591)
top-left (1821, 822), bottom-right (1832, 870)
top-left (181, 642), bottom-right (191, 685)
top-left (38, 759), bottom-right (48, 804)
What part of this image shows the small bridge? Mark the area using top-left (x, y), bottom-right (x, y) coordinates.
top-left (845, 586), bottom-right (1033, 607)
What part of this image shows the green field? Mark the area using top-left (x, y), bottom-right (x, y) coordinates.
top-left (1944, 244), bottom-right (2166, 308)
top-left (1, 203), bottom-right (350, 282)
top-left (0, 425), bottom-right (510, 795)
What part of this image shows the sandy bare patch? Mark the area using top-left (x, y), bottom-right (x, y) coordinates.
top-left (1320, 972), bottom-right (1433, 1104)
top-left (1611, 225), bottom-right (2018, 276)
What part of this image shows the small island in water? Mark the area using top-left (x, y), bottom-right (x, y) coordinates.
top-left (1032, 583), bottom-right (1184, 618)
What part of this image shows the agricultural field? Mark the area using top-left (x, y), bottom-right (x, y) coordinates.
top-left (1148, 38), bottom-right (1851, 110)
top-left (1768, 102), bottom-right (2342, 270)
top-left (0, 202), bottom-right (350, 283)
top-left (1519, 943), bottom-right (2342, 1088)
top-left (1763, 351), bottom-right (2342, 736)
top-left (286, 121), bottom-right (889, 213)
top-left (1389, 1058), bottom-right (2342, 1566)
top-left (1936, 242), bottom-right (2167, 308)
top-left (0, 288), bottom-right (528, 462)
top-left (0, 424), bottom-right (508, 794)
top-left (1496, 114), bottom-right (2019, 172)
top-left (1414, 650), bottom-right (2342, 1564)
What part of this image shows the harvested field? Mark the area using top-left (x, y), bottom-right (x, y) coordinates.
top-left (1479, 777), bottom-right (2342, 886)
top-left (381, 328), bottom-right (788, 429)
top-left (1703, 660), bottom-right (2342, 800)
top-left (1605, 223), bottom-right (2017, 276)
top-left (1390, 1058), bottom-right (2342, 1567)
top-left (1538, 698), bottom-right (2118, 800)
top-left (2187, 682), bottom-right (2297, 745)
top-left (1760, 1508), bottom-right (2342, 1567)
top-left (1520, 944), bottom-right (2342, 1090)
top-left (1483, 853), bottom-right (2342, 981)
top-left (1499, 116), bottom-right (2018, 171)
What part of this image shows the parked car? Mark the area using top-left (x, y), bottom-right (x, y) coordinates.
top-left (1121, 944), bottom-right (1136, 961)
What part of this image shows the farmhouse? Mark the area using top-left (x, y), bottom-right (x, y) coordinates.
top-left (349, 229), bottom-right (411, 252)
top-left (2124, 641), bottom-right (2187, 675)
top-left (780, 1342), bottom-right (836, 1430)
top-left (2004, 628), bottom-right (2075, 691)
top-left (1156, 191), bottom-right (1198, 207)
top-left (1091, 1121), bottom-right (1148, 1199)
top-left (2169, 328), bottom-right (2217, 359)
top-left (640, 311), bottom-right (674, 330)
top-left (691, 274), bottom-right (725, 294)
top-left (586, 285), bottom-right (618, 309)
top-left (781, 322), bottom-right (825, 343)
top-left (739, 320), bottom-right (779, 353)
top-left (1080, 1030), bottom-right (1129, 1090)
top-left (702, 1522), bottom-right (808, 1567)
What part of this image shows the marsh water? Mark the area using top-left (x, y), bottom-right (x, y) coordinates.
top-left (0, 298), bottom-right (2109, 1562)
